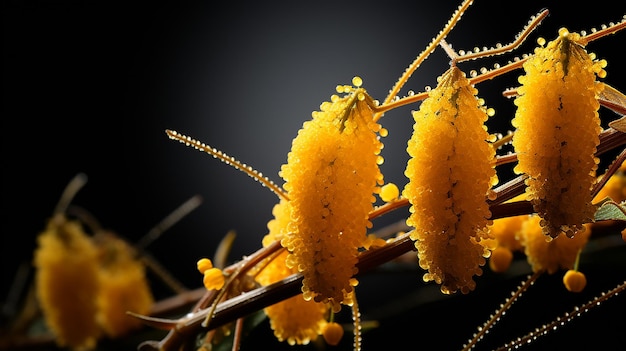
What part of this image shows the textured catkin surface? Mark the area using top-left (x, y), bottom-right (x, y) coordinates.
top-left (403, 66), bottom-right (497, 295)
top-left (256, 199), bottom-right (328, 346)
top-left (511, 30), bottom-right (604, 239)
top-left (279, 86), bottom-right (384, 310)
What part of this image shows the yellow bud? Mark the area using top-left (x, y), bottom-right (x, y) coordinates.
top-left (203, 268), bottom-right (225, 291)
top-left (322, 322), bottom-right (344, 346)
top-left (197, 258), bottom-right (213, 274)
top-left (380, 183), bottom-right (400, 202)
top-left (563, 270), bottom-right (586, 293)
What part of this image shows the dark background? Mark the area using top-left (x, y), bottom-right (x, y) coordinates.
top-left (2, 1), bottom-right (625, 350)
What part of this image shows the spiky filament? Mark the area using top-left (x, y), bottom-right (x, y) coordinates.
top-left (462, 272), bottom-right (541, 351)
top-left (166, 129), bottom-right (288, 201)
top-left (374, 0), bottom-right (474, 122)
top-left (455, 9), bottom-right (549, 62)
top-left (495, 280), bottom-right (626, 351)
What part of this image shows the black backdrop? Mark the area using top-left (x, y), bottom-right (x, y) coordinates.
top-left (3, 1), bottom-right (625, 350)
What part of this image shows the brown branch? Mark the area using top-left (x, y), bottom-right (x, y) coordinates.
top-left (138, 128), bottom-right (625, 351)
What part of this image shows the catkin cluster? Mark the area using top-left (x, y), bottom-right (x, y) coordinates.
top-left (34, 215), bottom-right (154, 349)
top-left (255, 199), bottom-right (329, 345)
top-left (279, 81), bottom-right (384, 311)
top-left (403, 66), bottom-right (498, 295)
top-left (511, 29), bottom-right (605, 239)
top-left (34, 215), bottom-right (102, 349)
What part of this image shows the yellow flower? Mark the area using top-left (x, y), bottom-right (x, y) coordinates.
top-left (519, 216), bottom-right (591, 274)
top-left (563, 269), bottom-right (587, 293)
top-left (95, 232), bottom-right (154, 339)
top-left (511, 28), bottom-right (605, 239)
top-left (203, 268), bottom-right (225, 291)
top-left (33, 215), bottom-right (102, 349)
top-left (403, 66), bottom-right (497, 294)
top-left (197, 258), bottom-right (214, 274)
top-left (322, 322), bottom-right (344, 346)
top-left (256, 200), bottom-right (329, 345)
top-left (279, 78), bottom-right (384, 310)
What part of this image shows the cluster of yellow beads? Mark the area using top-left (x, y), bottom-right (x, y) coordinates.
top-left (403, 66), bottom-right (498, 294)
top-left (196, 258), bottom-right (225, 291)
top-left (255, 200), bottom-right (329, 345)
top-left (511, 28), bottom-right (605, 239)
top-left (279, 77), bottom-right (384, 310)
top-left (33, 215), bottom-right (102, 349)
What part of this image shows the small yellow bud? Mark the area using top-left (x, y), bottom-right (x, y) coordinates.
top-left (197, 258), bottom-right (213, 274)
top-left (322, 322), bottom-right (344, 346)
top-left (380, 183), bottom-right (400, 202)
top-left (203, 268), bottom-right (225, 291)
top-left (563, 269), bottom-right (586, 293)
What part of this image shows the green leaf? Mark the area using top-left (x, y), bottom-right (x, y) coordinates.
top-left (594, 200), bottom-right (626, 222)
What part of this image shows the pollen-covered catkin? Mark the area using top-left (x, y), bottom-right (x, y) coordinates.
top-left (403, 66), bottom-right (498, 294)
top-left (511, 28), bottom-right (605, 239)
top-left (33, 215), bottom-right (101, 349)
top-left (279, 79), bottom-right (384, 311)
top-left (255, 199), bottom-right (329, 345)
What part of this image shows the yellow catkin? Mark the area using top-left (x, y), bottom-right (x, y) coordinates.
top-left (95, 233), bottom-right (154, 339)
top-left (33, 215), bottom-right (102, 349)
top-left (519, 216), bottom-right (591, 274)
top-left (403, 66), bottom-right (498, 294)
top-left (279, 79), bottom-right (384, 310)
top-left (255, 199), bottom-right (329, 345)
top-left (511, 29), bottom-right (605, 239)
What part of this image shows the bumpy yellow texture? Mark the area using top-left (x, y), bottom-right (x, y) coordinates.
top-left (511, 29), bottom-right (605, 239)
top-left (279, 85), bottom-right (384, 309)
top-left (256, 199), bottom-right (329, 345)
top-left (96, 234), bottom-right (153, 338)
top-left (34, 215), bottom-right (101, 349)
top-left (403, 66), bottom-right (497, 295)
top-left (519, 216), bottom-right (591, 274)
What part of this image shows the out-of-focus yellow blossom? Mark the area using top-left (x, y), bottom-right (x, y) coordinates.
top-left (593, 161), bottom-right (626, 203)
top-left (322, 322), bottom-right (344, 346)
top-left (486, 194), bottom-right (529, 273)
top-left (34, 215), bottom-right (102, 350)
top-left (519, 216), bottom-right (591, 274)
top-left (563, 269), bottom-right (587, 293)
top-left (95, 232), bottom-right (153, 338)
